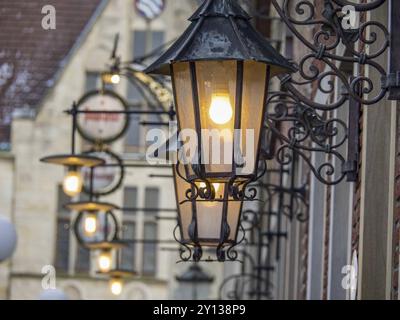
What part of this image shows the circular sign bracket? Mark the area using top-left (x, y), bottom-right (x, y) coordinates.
top-left (82, 148), bottom-right (125, 197)
top-left (76, 90), bottom-right (130, 144)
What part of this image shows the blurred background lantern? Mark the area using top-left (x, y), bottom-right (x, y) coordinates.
top-left (0, 216), bottom-right (17, 262)
top-left (175, 263), bottom-right (214, 300)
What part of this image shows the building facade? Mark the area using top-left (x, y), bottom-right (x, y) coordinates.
top-left (1, 0), bottom-right (400, 301)
top-left (249, 0), bottom-right (399, 300)
top-left (0, 0), bottom-right (226, 300)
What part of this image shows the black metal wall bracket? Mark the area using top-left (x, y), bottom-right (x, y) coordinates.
top-left (388, 0), bottom-right (400, 100)
top-left (343, 79), bottom-right (361, 182)
top-left (383, 72), bottom-right (400, 99)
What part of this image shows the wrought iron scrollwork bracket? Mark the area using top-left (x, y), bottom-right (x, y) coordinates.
top-left (259, 0), bottom-right (395, 186)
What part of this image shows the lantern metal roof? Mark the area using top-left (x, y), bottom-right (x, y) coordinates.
top-left (175, 264), bottom-right (214, 283)
top-left (145, 0), bottom-right (296, 75)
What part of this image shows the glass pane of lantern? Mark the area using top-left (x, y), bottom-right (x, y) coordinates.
top-left (226, 199), bottom-right (242, 242)
top-left (195, 61), bottom-right (237, 177)
top-left (237, 61), bottom-right (268, 176)
top-left (172, 62), bottom-right (197, 178)
top-left (195, 182), bottom-right (225, 245)
top-left (173, 164), bottom-right (193, 242)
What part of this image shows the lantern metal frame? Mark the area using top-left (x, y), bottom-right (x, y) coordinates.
top-left (169, 141), bottom-right (267, 262)
top-left (172, 223), bottom-right (247, 263)
top-left (145, 0), bottom-right (296, 199)
top-left (169, 66), bottom-right (272, 203)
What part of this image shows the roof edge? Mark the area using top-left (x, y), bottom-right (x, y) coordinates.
top-left (28, 0), bottom-right (110, 120)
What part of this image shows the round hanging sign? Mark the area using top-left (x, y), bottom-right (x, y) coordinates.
top-left (82, 149), bottom-right (124, 197)
top-left (135, 0), bottom-right (165, 21)
top-left (76, 90), bottom-right (129, 144)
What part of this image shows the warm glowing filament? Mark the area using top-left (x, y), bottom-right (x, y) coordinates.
top-left (98, 251), bottom-right (112, 272)
top-left (110, 278), bottom-right (123, 296)
top-left (63, 170), bottom-right (83, 197)
top-left (84, 215), bottom-right (97, 235)
top-left (209, 94), bottom-right (233, 125)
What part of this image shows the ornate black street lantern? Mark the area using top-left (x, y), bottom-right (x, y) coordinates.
top-left (97, 253), bottom-right (137, 296)
top-left (146, 0), bottom-right (294, 193)
top-left (176, 263), bottom-right (214, 300)
top-left (147, 0), bottom-right (294, 261)
top-left (106, 269), bottom-right (136, 296)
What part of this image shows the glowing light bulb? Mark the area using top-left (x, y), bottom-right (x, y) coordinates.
top-left (110, 278), bottom-right (123, 296)
top-left (98, 251), bottom-right (112, 272)
top-left (199, 182), bottom-right (220, 193)
top-left (209, 94), bottom-right (233, 125)
top-left (84, 214), bottom-right (97, 236)
top-left (110, 74), bottom-right (121, 84)
top-left (63, 170), bottom-right (83, 197)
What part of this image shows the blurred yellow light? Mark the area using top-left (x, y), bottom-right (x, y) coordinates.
top-left (63, 170), bottom-right (83, 197)
top-left (84, 214), bottom-right (97, 236)
top-left (98, 251), bottom-right (112, 272)
top-left (110, 74), bottom-right (121, 84)
top-left (102, 73), bottom-right (121, 85)
top-left (110, 278), bottom-right (123, 296)
top-left (209, 94), bottom-right (233, 125)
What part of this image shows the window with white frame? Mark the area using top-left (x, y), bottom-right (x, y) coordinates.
top-left (75, 192), bottom-right (91, 273)
top-left (143, 187), bottom-right (159, 275)
top-left (55, 186), bottom-right (71, 272)
top-left (124, 30), bottom-right (165, 154)
top-left (85, 71), bottom-right (114, 92)
top-left (122, 186), bottom-right (159, 277)
top-left (54, 186), bottom-right (90, 274)
top-left (122, 187), bottom-right (138, 271)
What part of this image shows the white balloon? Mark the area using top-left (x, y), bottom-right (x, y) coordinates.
top-left (0, 216), bottom-right (17, 262)
top-left (39, 289), bottom-right (68, 300)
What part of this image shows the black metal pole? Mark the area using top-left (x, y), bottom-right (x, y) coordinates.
top-left (71, 102), bottom-right (78, 155)
top-left (276, 164), bottom-right (285, 261)
top-left (193, 281), bottom-right (198, 300)
top-left (255, 211), bottom-right (263, 300)
top-left (73, 109), bottom-right (173, 115)
top-left (289, 155), bottom-right (296, 220)
top-left (388, 0), bottom-right (400, 100)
